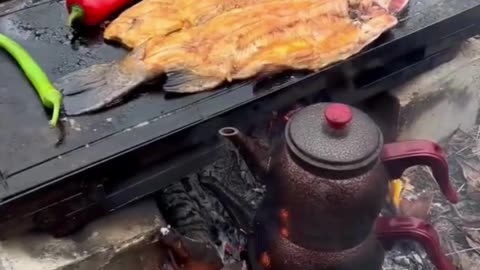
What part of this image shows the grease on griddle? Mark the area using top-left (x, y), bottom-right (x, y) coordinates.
top-left (69, 25), bottom-right (106, 50)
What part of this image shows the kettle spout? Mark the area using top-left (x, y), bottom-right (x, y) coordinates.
top-left (219, 127), bottom-right (269, 181)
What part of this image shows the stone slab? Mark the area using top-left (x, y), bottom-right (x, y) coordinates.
top-left (363, 38), bottom-right (480, 143)
top-left (0, 199), bottom-right (167, 270)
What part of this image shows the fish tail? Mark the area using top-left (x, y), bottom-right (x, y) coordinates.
top-left (163, 70), bottom-right (224, 93)
top-left (55, 47), bottom-right (150, 116)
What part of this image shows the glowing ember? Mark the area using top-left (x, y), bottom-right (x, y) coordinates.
top-left (260, 252), bottom-right (271, 269)
top-left (279, 209), bottom-right (289, 222)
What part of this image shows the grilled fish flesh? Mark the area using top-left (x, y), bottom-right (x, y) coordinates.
top-left (104, 0), bottom-right (179, 49)
top-left (104, 0), bottom-right (278, 49)
top-left (56, 0), bottom-right (408, 116)
top-left (104, 0), bottom-right (408, 50)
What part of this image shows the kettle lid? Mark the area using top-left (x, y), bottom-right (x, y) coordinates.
top-left (285, 103), bottom-right (383, 170)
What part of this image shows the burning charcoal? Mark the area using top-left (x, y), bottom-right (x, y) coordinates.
top-left (202, 148), bottom-right (266, 205)
top-left (157, 172), bottom-right (252, 265)
top-left (157, 180), bottom-right (212, 243)
top-left (184, 175), bottom-right (248, 263)
top-left (156, 126), bottom-right (270, 267)
top-left (199, 175), bottom-right (256, 231)
top-left (159, 225), bottom-right (223, 270)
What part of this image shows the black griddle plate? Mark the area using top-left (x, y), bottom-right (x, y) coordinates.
top-left (0, 0), bottom-right (479, 230)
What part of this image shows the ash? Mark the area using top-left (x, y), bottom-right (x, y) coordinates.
top-left (383, 241), bottom-right (435, 270)
top-left (157, 147), bottom-right (265, 265)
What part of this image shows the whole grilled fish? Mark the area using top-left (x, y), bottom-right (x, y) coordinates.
top-left (56, 0), bottom-right (408, 116)
top-left (104, 0), bottom-right (278, 49)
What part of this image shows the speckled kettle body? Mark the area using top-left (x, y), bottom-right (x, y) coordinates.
top-left (220, 102), bottom-right (458, 270)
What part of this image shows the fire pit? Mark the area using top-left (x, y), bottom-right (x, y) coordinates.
top-left (1, 0), bottom-right (480, 240)
top-left (152, 102), bottom-right (463, 270)
top-left (155, 140), bottom-right (459, 270)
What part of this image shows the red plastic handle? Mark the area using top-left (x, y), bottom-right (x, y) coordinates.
top-left (375, 217), bottom-right (455, 270)
top-left (382, 140), bottom-right (458, 204)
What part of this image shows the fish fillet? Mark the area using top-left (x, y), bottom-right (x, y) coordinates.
top-left (56, 0), bottom-right (407, 116)
top-left (104, 0), bottom-right (408, 49)
top-left (103, 0), bottom-right (181, 49)
top-left (157, 4), bottom-right (397, 93)
top-left (104, 0), bottom-right (278, 49)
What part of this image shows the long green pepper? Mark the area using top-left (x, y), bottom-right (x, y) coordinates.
top-left (0, 33), bottom-right (62, 127)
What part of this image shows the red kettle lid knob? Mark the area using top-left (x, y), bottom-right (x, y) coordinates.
top-left (324, 103), bottom-right (352, 129)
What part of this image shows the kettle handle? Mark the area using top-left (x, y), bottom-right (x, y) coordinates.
top-left (382, 140), bottom-right (458, 204)
top-left (375, 216), bottom-right (455, 270)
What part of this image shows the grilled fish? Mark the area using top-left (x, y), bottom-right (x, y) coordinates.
top-left (56, 0), bottom-right (408, 116)
top-left (104, 0), bottom-right (409, 50)
top-left (103, 0), bottom-right (180, 49)
top-left (104, 0), bottom-right (277, 49)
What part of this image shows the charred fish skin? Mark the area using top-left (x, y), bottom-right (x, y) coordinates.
top-left (55, 46), bottom-right (150, 116)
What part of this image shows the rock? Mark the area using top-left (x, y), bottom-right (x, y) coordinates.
top-left (0, 199), bottom-right (167, 270)
top-left (361, 38), bottom-right (480, 143)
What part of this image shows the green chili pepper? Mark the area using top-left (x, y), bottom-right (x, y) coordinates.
top-left (0, 33), bottom-right (62, 127)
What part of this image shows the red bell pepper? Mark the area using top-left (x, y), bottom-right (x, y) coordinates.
top-left (66, 0), bottom-right (134, 27)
